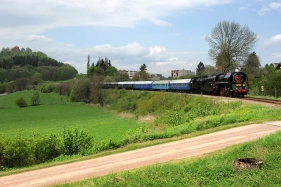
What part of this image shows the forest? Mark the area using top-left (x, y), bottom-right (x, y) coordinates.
top-left (0, 46), bottom-right (78, 84)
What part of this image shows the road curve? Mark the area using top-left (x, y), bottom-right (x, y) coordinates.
top-left (1, 121), bottom-right (281, 187)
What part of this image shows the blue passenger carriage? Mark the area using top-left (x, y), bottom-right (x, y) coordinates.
top-left (134, 81), bottom-right (153, 90)
top-left (152, 80), bottom-right (170, 91)
top-left (169, 79), bottom-right (191, 92)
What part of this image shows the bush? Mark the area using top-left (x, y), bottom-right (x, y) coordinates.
top-left (30, 91), bottom-right (40, 105)
top-left (31, 133), bottom-right (62, 163)
top-left (39, 83), bottom-right (56, 93)
top-left (2, 136), bottom-right (33, 167)
top-left (15, 97), bottom-right (27, 107)
top-left (70, 78), bottom-right (91, 103)
top-left (62, 128), bottom-right (94, 155)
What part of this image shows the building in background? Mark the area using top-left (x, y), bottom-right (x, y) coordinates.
top-left (271, 62), bottom-right (281, 70)
top-left (171, 69), bottom-right (192, 79)
top-left (149, 73), bottom-right (162, 81)
top-left (119, 70), bottom-right (162, 80)
top-left (119, 70), bottom-right (139, 79)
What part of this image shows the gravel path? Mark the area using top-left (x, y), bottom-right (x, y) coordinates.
top-left (1, 122), bottom-right (281, 187)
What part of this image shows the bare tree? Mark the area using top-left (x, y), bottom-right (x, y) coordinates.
top-left (205, 21), bottom-right (258, 73)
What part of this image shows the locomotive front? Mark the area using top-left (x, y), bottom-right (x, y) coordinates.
top-left (229, 72), bottom-right (249, 97)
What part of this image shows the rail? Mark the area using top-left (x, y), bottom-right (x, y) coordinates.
top-left (242, 96), bottom-right (281, 106)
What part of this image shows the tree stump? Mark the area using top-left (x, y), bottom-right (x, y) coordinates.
top-left (232, 158), bottom-right (263, 170)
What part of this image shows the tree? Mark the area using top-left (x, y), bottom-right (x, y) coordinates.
top-left (140, 64), bottom-right (147, 71)
top-left (241, 52), bottom-right (263, 82)
top-left (15, 97), bottom-right (27, 107)
top-left (132, 72), bottom-right (140, 81)
top-left (138, 64), bottom-right (149, 80)
top-left (215, 51), bottom-right (238, 72)
top-left (202, 65), bottom-right (221, 76)
top-left (26, 47), bottom-right (32, 53)
top-left (90, 76), bottom-right (105, 107)
top-left (205, 21), bottom-right (258, 73)
top-left (114, 71), bottom-right (130, 82)
top-left (179, 72), bottom-right (196, 79)
top-left (87, 66), bottom-right (104, 76)
top-left (196, 61), bottom-right (205, 76)
top-left (87, 55), bottom-right (90, 71)
top-left (243, 52), bottom-right (261, 69)
top-left (30, 91), bottom-right (40, 106)
top-left (14, 77), bottom-right (32, 91)
top-left (32, 71), bottom-right (43, 85)
top-left (70, 77), bottom-right (91, 103)
top-left (105, 66), bottom-right (117, 76)
top-left (139, 71), bottom-right (149, 81)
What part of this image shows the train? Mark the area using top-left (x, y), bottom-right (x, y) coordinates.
top-left (103, 70), bottom-right (249, 98)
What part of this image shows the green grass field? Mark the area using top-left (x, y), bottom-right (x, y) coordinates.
top-left (0, 90), bottom-right (140, 141)
top-left (2, 89), bottom-right (281, 186)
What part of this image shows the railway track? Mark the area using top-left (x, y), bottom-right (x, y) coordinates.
top-left (242, 96), bottom-right (281, 106)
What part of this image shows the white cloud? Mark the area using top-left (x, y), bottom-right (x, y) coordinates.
top-left (258, 7), bottom-right (270, 16)
top-left (269, 2), bottom-right (281, 9)
top-left (258, 1), bottom-right (281, 16)
top-left (272, 52), bottom-right (281, 59)
top-left (239, 4), bottom-right (255, 12)
top-left (149, 18), bottom-right (172, 27)
top-left (146, 46), bottom-right (168, 61)
top-left (50, 42), bottom-right (200, 77)
top-left (0, 0), bottom-right (232, 37)
top-left (26, 35), bottom-right (52, 43)
top-left (262, 34), bottom-right (281, 46)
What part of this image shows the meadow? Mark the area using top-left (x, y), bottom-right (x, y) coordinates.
top-left (0, 90), bottom-right (140, 141)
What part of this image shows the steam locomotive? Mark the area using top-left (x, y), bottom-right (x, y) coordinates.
top-left (190, 71), bottom-right (249, 97)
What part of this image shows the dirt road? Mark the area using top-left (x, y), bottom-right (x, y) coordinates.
top-left (1, 121), bottom-right (281, 187)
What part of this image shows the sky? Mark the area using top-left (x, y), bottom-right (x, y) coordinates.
top-left (0, 0), bottom-right (281, 77)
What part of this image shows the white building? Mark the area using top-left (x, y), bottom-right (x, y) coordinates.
top-left (171, 69), bottom-right (192, 79)
top-left (119, 70), bottom-right (139, 79)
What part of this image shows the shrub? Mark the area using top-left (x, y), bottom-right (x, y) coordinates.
top-left (40, 83), bottom-right (56, 93)
top-left (15, 97), bottom-right (27, 107)
top-left (30, 91), bottom-right (40, 105)
top-left (3, 136), bottom-right (33, 167)
top-left (62, 128), bottom-right (94, 155)
top-left (31, 133), bottom-right (62, 163)
top-left (70, 78), bottom-right (91, 103)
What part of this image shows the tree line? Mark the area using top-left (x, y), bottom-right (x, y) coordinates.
top-left (0, 46), bottom-right (78, 93)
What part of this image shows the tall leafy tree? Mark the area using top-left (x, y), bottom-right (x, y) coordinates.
top-left (87, 55), bottom-right (90, 71)
top-left (202, 65), bottom-right (221, 76)
top-left (140, 64), bottom-right (147, 71)
top-left (196, 61), bottom-right (205, 76)
top-left (205, 21), bottom-right (258, 73)
top-left (242, 52), bottom-right (262, 79)
top-left (138, 64), bottom-right (149, 80)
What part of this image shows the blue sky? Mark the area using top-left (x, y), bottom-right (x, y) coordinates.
top-left (0, 0), bottom-right (280, 77)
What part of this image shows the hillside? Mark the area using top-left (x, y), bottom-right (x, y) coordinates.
top-left (0, 46), bottom-right (78, 83)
